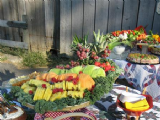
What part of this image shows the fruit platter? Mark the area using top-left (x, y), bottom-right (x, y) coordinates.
top-left (9, 59), bottom-right (123, 114)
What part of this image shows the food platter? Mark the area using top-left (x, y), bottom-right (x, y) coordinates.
top-left (126, 58), bottom-right (160, 65)
top-left (150, 46), bottom-right (160, 56)
top-left (126, 53), bottom-right (160, 65)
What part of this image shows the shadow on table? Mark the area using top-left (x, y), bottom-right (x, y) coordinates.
top-left (0, 70), bottom-right (15, 85)
top-left (115, 78), bottom-right (135, 89)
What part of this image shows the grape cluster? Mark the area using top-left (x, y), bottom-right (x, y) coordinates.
top-left (70, 60), bottom-right (80, 67)
top-left (101, 46), bottom-right (111, 58)
top-left (90, 51), bottom-right (99, 60)
top-left (76, 44), bottom-right (89, 60)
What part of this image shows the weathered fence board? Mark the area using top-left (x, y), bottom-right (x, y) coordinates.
top-left (122, 0), bottom-right (139, 30)
top-left (95, 0), bottom-right (109, 34)
top-left (0, 0), bottom-right (5, 39)
top-left (108, 0), bottom-right (123, 33)
top-left (152, 3), bottom-right (160, 35)
top-left (9, 0), bottom-right (21, 42)
top-left (60, 0), bottom-right (72, 56)
top-left (54, 0), bottom-right (60, 51)
top-left (137, 0), bottom-right (156, 33)
top-left (45, 0), bottom-right (54, 51)
top-left (72, 0), bottom-right (83, 38)
top-left (26, 0), bottom-right (38, 51)
top-left (1, 0), bottom-right (13, 40)
top-left (35, 0), bottom-right (46, 52)
top-left (83, 0), bottom-right (95, 43)
top-left (0, 39), bottom-right (28, 49)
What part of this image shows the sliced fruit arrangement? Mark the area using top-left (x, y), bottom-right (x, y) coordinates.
top-left (10, 62), bottom-right (122, 114)
top-left (20, 72), bottom-right (95, 102)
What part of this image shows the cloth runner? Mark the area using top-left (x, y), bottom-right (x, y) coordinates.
top-left (34, 108), bottom-right (97, 120)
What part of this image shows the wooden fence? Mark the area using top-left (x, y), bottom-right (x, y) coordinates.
top-left (0, 0), bottom-right (60, 53)
top-left (0, 0), bottom-right (160, 55)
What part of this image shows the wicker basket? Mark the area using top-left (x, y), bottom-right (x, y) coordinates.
top-left (44, 112), bottom-right (96, 120)
top-left (25, 101), bottom-right (90, 112)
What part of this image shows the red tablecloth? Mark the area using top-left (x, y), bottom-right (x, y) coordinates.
top-left (34, 108), bottom-right (97, 120)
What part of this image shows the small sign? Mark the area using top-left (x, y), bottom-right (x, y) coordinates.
top-left (157, 1), bottom-right (160, 14)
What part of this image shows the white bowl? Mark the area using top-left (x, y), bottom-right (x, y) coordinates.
top-left (119, 91), bottom-right (146, 103)
top-left (113, 46), bottom-right (125, 55)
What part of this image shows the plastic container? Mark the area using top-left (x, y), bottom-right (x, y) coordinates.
top-left (119, 91), bottom-right (146, 103)
top-left (116, 94), bottom-right (153, 116)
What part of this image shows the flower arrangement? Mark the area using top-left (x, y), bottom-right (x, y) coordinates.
top-left (106, 26), bottom-right (160, 50)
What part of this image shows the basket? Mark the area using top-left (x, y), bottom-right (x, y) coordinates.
top-left (44, 112), bottom-right (96, 120)
top-left (25, 101), bottom-right (90, 112)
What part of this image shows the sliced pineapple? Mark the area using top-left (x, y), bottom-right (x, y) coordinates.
top-left (29, 79), bottom-right (50, 87)
top-left (63, 81), bottom-right (66, 90)
top-left (21, 82), bottom-right (30, 89)
top-left (50, 93), bottom-right (58, 102)
top-left (33, 87), bottom-right (46, 101)
top-left (23, 86), bottom-right (36, 93)
top-left (43, 86), bottom-right (52, 101)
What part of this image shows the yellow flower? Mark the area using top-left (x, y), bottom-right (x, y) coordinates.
top-left (152, 34), bottom-right (159, 41)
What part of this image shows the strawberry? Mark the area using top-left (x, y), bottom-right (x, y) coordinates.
top-left (66, 76), bottom-right (73, 81)
top-left (79, 71), bottom-right (83, 74)
top-left (59, 88), bottom-right (63, 92)
top-left (42, 84), bottom-right (46, 88)
top-left (29, 90), bottom-right (33, 95)
top-left (74, 77), bottom-right (79, 82)
top-left (94, 61), bottom-right (101, 66)
top-left (51, 77), bottom-right (57, 82)
top-left (52, 89), bottom-right (57, 94)
top-left (43, 79), bottom-right (47, 82)
top-left (73, 80), bottom-right (78, 85)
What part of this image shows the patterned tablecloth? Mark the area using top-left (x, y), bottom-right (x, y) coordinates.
top-left (91, 84), bottom-right (160, 120)
top-left (113, 59), bottom-right (160, 103)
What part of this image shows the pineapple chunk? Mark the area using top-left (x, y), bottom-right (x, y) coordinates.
top-left (50, 93), bottom-right (58, 102)
top-left (23, 86), bottom-right (36, 93)
top-left (61, 91), bottom-right (67, 98)
top-left (33, 87), bottom-right (45, 101)
top-left (43, 86), bottom-right (52, 101)
top-left (29, 79), bottom-right (50, 87)
top-left (21, 83), bottom-right (29, 89)
top-left (63, 81), bottom-right (66, 90)
top-left (33, 87), bottom-right (40, 101)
